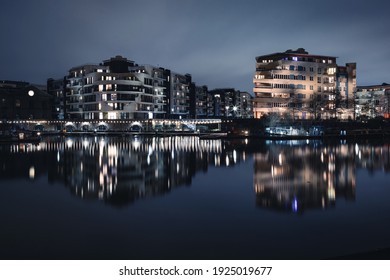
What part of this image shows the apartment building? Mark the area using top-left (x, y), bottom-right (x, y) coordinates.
top-left (207, 88), bottom-right (253, 118)
top-left (189, 85), bottom-right (208, 119)
top-left (165, 71), bottom-right (192, 119)
top-left (355, 83), bottom-right (390, 119)
top-left (65, 55), bottom-right (167, 120)
top-left (253, 48), bottom-right (356, 120)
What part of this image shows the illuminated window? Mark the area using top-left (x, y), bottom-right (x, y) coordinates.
top-left (108, 112), bottom-right (117, 119)
top-left (255, 74), bottom-right (265, 79)
top-left (327, 67), bottom-right (336, 75)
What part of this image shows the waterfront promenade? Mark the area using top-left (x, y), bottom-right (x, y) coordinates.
top-left (2, 118), bottom-right (390, 141)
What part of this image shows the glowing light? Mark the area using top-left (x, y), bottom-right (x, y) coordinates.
top-left (66, 139), bottom-right (73, 148)
top-left (29, 166), bottom-right (35, 179)
top-left (292, 198), bottom-right (298, 212)
top-left (28, 90), bottom-right (34, 97)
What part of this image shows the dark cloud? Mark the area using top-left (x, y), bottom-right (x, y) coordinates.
top-left (1, 0), bottom-right (389, 92)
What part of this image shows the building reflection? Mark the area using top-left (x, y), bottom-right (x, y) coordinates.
top-left (252, 140), bottom-right (390, 213)
top-left (253, 140), bottom-right (357, 213)
top-left (1, 137), bottom-right (390, 210)
top-left (0, 136), bottom-right (247, 207)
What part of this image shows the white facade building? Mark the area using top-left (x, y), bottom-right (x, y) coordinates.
top-left (66, 56), bottom-right (167, 120)
top-left (253, 48), bottom-right (356, 120)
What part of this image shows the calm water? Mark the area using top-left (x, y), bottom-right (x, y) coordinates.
top-left (1, 136), bottom-right (390, 260)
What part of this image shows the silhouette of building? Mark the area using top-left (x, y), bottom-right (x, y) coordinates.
top-left (0, 80), bottom-right (53, 120)
top-left (47, 77), bottom-right (66, 119)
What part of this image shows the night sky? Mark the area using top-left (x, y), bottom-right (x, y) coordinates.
top-left (1, 0), bottom-right (389, 93)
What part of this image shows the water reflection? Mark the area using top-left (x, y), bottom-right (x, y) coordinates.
top-left (254, 140), bottom-right (356, 213)
top-left (0, 136), bottom-right (246, 207)
top-left (1, 137), bottom-right (390, 211)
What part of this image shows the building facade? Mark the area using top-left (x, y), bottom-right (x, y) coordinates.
top-left (253, 48), bottom-right (356, 120)
top-left (355, 83), bottom-right (390, 119)
top-left (207, 88), bottom-right (253, 118)
top-left (238, 91), bottom-right (254, 118)
top-left (65, 56), bottom-right (167, 120)
top-left (189, 85), bottom-right (208, 119)
top-left (166, 71), bottom-right (192, 119)
top-left (0, 80), bottom-right (53, 120)
top-left (64, 55), bottom-right (203, 121)
top-left (47, 77), bottom-right (66, 119)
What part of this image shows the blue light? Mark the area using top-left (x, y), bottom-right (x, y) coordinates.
top-left (292, 198), bottom-right (298, 212)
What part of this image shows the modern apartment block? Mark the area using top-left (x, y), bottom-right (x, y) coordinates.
top-left (253, 48), bottom-right (356, 120)
top-left (165, 71), bottom-right (192, 119)
top-left (65, 56), bottom-right (167, 120)
top-left (207, 88), bottom-right (253, 118)
top-left (189, 85), bottom-right (208, 119)
top-left (355, 83), bottom-right (390, 119)
top-left (239, 91), bottom-right (254, 118)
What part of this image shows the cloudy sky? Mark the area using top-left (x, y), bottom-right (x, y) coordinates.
top-left (1, 0), bottom-right (389, 93)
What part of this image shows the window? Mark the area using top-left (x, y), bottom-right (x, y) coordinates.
top-left (310, 67), bottom-right (314, 72)
top-left (310, 85), bottom-right (314, 90)
top-left (255, 74), bottom-right (265, 79)
top-left (318, 68), bottom-right (322, 74)
top-left (317, 77), bottom-right (322, 83)
top-left (327, 67), bottom-right (336, 75)
top-left (310, 76), bottom-right (314, 81)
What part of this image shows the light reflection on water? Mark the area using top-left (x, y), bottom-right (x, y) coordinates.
top-left (1, 136), bottom-right (390, 259)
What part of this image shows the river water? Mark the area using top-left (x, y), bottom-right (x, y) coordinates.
top-left (1, 136), bottom-right (390, 259)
